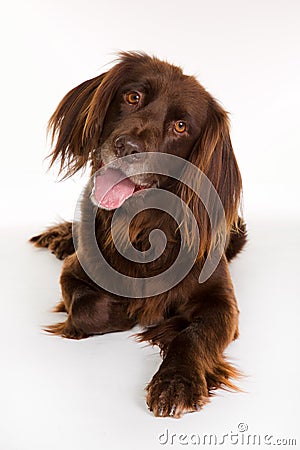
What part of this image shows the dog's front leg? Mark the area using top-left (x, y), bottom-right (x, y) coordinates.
top-left (146, 262), bottom-right (240, 417)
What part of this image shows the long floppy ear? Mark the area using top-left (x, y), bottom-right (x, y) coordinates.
top-left (48, 73), bottom-right (106, 177)
top-left (198, 98), bottom-right (242, 228)
top-left (48, 60), bottom-right (130, 178)
top-left (178, 98), bottom-right (242, 258)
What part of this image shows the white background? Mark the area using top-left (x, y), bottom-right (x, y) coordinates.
top-left (1, 1), bottom-right (299, 449)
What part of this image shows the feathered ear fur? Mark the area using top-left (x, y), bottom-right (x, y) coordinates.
top-left (47, 73), bottom-right (106, 177)
top-left (178, 98), bottom-right (242, 258)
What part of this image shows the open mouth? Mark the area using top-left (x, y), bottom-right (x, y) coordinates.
top-left (91, 164), bottom-right (152, 210)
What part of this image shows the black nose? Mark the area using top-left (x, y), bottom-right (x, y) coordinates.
top-left (114, 135), bottom-right (144, 156)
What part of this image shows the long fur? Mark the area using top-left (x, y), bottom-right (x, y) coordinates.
top-left (30, 52), bottom-right (246, 418)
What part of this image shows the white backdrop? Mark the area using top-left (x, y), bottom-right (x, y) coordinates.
top-left (1, 0), bottom-right (299, 224)
top-left (0, 1), bottom-right (299, 449)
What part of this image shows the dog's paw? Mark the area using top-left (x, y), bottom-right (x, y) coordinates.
top-left (30, 225), bottom-right (74, 260)
top-left (29, 231), bottom-right (58, 247)
top-left (48, 237), bottom-right (74, 260)
top-left (146, 370), bottom-right (209, 418)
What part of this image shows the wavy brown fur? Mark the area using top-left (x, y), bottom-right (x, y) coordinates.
top-left (30, 52), bottom-right (246, 417)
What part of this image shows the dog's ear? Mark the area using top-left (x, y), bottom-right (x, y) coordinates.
top-left (178, 98), bottom-right (242, 258)
top-left (196, 98), bottom-right (242, 227)
top-left (48, 61), bottom-right (128, 178)
top-left (48, 74), bottom-right (105, 177)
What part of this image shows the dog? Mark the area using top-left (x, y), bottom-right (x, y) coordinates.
top-left (30, 52), bottom-right (246, 418)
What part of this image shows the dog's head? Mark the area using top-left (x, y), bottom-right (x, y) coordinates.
top-left (48, 52), bottom-right (242, 254)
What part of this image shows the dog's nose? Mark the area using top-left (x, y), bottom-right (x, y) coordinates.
top-left (114, 135), bottom-right (144, 157)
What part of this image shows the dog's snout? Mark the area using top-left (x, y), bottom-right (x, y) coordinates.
top-left (114, 135), bottom-right (145, 157)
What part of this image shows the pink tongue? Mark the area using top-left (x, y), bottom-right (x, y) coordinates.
top-left (93, 168), bottom-right (135, 210)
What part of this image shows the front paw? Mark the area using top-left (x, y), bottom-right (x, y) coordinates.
top-left (146, 370), bottom-right (209, 418)
top-left (48, 237), bottom-right (74, 260)
top-left (30, 230), bottom-right (74, 260)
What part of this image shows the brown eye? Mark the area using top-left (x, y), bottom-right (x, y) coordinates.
top-left (125, 91), bottom-right (141, 105)
top-left (174, 121), bottom-right (187, 133)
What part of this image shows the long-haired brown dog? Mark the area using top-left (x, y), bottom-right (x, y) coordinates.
top-left (30, 52), bottom-right (246, 418)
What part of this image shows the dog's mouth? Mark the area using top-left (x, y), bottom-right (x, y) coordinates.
top-left (91, 165), bottom-right (154, 210)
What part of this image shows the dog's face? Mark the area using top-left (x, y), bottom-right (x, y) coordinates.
top-left (48, 52), bottom-right (242, 245)
top-left (90, 58), bottom-right (210, 208)
top-left (97, 60), bottom-right (207, 170)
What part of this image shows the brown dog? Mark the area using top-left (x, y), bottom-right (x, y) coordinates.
top-left (30, 52), bottom-right (246, 418)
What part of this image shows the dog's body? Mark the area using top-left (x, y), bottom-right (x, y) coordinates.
top-left (31, 52), bottom-right (246, 418)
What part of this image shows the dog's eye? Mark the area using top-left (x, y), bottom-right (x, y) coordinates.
top-left (174, 121), bottom-right (187, 133)
top-left (125, 92), bottom-right (141, 105)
